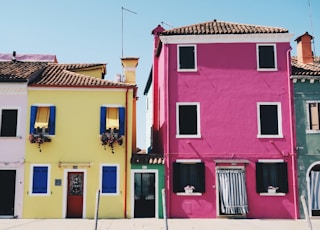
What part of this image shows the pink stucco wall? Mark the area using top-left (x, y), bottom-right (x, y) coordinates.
top-left (157, 42), bottom-right (298, 219)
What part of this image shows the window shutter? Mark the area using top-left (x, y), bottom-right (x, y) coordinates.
top-left (102, 166), bottom-right (117, 193)
top-left (32, 166), bottom-right (48, 194)
top-left (278, 163), bottom-right (288, 193)
top-left (30, 106), bottom-right (38, 134)
top-left (197, 162), bottom-right (205, 193)
top-left (48, 106), bottom-right (56, 135)
top-left (119, 107), bottom-right (125, 136)
top-left (100, 106), bottom-right (106, 134)
top-left (173, 163), bottom-right (181, 192)
top-left (256, 163), bottom-right (264, 193)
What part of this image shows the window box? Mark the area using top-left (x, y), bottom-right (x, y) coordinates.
top-left (100, 129), bottom-right (123, 153)
top-left (29, 134), bottom-right (51, 152)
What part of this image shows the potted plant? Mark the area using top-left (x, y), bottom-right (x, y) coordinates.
top-left (100, 128), bottom-right (123, 153)
top-left (267, 186), bottom-right (279, 194)
top-left (184, 185), bottom-right (195, 194)
top-left (29, 134), bottom-right (51, 152)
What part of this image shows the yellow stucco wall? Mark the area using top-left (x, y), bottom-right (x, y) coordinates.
top-left (23, 87), bottom-right (134, 218)
top-left (72, 66), bottom-right (106, 79)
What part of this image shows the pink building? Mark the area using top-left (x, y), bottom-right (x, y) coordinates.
top-left (150, 20), bottom-right (299, 219)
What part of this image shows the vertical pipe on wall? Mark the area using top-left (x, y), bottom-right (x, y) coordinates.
top-left (124, 88), bottom-right (129, 218)
top-left (287, 47), bottom-right (299, 219)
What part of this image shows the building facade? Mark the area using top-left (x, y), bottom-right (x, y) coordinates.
top-left (151, 20), bottom-right (299, 219)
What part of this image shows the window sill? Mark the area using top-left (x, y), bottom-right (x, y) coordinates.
top-left (259, 192), bottom-right (286, 196)
top-left (0, 136), bottom-right (22, 139)
top-left (177, 69), bottom-right (198, 72)
top-left (257, 68), bottom-right (278, 72)
top-left (176, 192), bottom-right (202, 196)
top-left (306, 130), bottom-right (320, 134)
top-left (257, 134), bottom-right (283, 138)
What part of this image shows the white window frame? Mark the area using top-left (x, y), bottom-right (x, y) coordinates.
top-left (306, 101), bottom-right (320, 134)
top-left (256, 44), bottom-right (277, 71)
top-left (29, 164), bottom-right (51, 196)
top-left (100, 164), bottom-right (120, 196)
top-left (176, 102), bottom-right (201, 138)
top-left (0, 107), bottom-right (20, 137)
top-left (177, 44), bottom-right (197, 72)
top-left (257, 102), bottom-right (283, 138)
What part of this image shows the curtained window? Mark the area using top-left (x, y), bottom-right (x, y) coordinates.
top-left (100, 107), bottom-right (125, 135)
top-left (30, 106), bottom-right (56, 135)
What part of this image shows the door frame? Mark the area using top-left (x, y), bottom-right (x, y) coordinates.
top-left (131, 169), bottom-right (158, 218)
top-left (306, 161), bottom-right (320, 218)
top-left (216, 165), bottom-right (246, 218)
top-left (62, 169), bottom-right (87, 218)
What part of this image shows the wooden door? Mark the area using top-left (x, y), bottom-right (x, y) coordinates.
top-left (134, 172), bottom-right (155, 218)
top-left (0, 170), bottom-right (16, 216)
top-left (66, 172), bottom-right (84, 218)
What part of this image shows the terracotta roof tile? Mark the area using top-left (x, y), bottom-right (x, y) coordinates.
top-left (30, 63), bottom-right (135, 88)
top-left (131, 153), bottom-right (164, 165)
top-left (161, 20), bottom-right (288, 36)
top-left (0, 61), bottom-right (47, 80)
top-left (291, 57), bottom-right (320, 79)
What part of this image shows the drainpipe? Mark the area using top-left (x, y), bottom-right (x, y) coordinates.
top-left (287, 47), bottom-right (298, 219)
top-left (124, 88), bottom-right (129, 218)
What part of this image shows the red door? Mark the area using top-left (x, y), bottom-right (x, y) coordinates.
top-left (66, 172), bottom-right (84, 218)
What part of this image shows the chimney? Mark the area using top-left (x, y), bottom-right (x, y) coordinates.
top-left (295, 32), bottom-right (314, 64)
top-left (121, 57), bottom-right (139, 84)
top-left (12, 51), bottom-right (16, 62)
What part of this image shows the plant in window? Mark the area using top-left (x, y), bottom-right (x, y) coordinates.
top-left (100, 128), bottom-right (123, 153)
top-left (29, 134), bottom-right (51, 152)
top-left (267, 186), bottom-right (279, 193)
top-left (184, 185), bottom-right (195, 194)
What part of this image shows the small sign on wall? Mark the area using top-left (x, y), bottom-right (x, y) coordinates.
top-left (55, 179), bottom-right (62, 186)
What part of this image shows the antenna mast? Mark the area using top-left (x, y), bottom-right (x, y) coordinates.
top-left (121, 7), bottom-right (137, 57)
top-left (307, 0), bottom-right (316, 56)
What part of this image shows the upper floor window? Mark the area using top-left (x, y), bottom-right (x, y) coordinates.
top-left (257, 44), bottom-right (277, 71)
top-left (178, 45), bottom-right (197, 72)
top-left (307, 101), bottom-right (320, 133)
top-left (100, 164), bottom-right (119, 195)
top-left (30, 105), bottom-right (56, 135)
top-left (176, 102), bottom-right (200, 138)
top-left (30, 164), bottom-right (50, 196)
top-left (100, 106), bottom-right (125, 135)
top-left (256, 160), bottom-right (288, 194)
top-left (0, 108), bottom-right (18, 137)
top-left (257, 102), bottom-right (283, 138)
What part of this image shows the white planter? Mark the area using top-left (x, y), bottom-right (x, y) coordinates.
top-left (268, 188), bottom-right (277, 194)
top-left (184, 189), bottom-right (194, 194)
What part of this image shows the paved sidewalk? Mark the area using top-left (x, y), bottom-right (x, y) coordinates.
top-left (0, 218), bottom-right (319, 230)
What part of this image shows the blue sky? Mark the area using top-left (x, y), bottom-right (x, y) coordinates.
top-left (1, 0), bottom-right (319, 148)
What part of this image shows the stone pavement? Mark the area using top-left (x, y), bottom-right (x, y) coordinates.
top-left (0, 218), bottom-right (320, 230)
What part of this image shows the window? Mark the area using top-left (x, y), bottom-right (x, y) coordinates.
top-left (257, 44), bottom-right (277, 71)
top-left (0, 109), bottom-right (18, 137)
top-left (307, 102), bottom-right (320, 132)
top-left (173, 161), bottom-right (205, 193)
top-left (178, 45), bottom-right (197, 71)
top-left (256, 161), bottom-right (288, 194)
top-left (101, 164), bottom-right (119, 195)
top-left (257, 102), bottom-right (282, 138)
top-left (100, 106), bottom-right (125, 135)
top-left (30, 105), bottom-right (56, 135)
top-left (176, 103), bottom-right (200, 138)
top-left (30, 165), bottom-right (50, 195)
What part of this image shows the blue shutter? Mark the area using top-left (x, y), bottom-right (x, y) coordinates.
top-left (48, 106), bottom-right (56, 135)
top-left (119, 107), bottom-right (125, 136)
top-left (32, 166), bottom-right (48, 194)
top-left (100, 107), bottom-right (106, 134)
top-left (102, 166), bottom-right (117, 193)
top-left (30, 106), bottom-right (38, 134)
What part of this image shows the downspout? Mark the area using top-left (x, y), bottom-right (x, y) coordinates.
top-left (287, 47), bottom-right (298, 219)
top-left (124, 88), bottom-right (129, 218)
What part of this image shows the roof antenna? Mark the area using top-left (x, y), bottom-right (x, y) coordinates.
top-left (307, 0), bottom-right (316, 56)
top-left (121, 7), bottom-right (137, 58)
top-left (161, 21), bottom-right (174, 28)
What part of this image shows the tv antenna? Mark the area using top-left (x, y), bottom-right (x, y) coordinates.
top-left (121, 7), bottom-right (137, 57)
top-left (161, 21), bottom-right (174, 28)
top-left (307, 0), bottom-right (316, 56)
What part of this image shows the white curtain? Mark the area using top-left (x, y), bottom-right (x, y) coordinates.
top-left (217, 169), bottom-right (248, 215)
top-left (311, 171), bottom-right (320, 210)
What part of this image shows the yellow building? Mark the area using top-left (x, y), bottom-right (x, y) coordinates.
top-left (23, 58), bottom-right (138, 218)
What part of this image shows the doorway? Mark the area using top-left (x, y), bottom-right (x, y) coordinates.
top-left (308, 163), bottom-right (320, 217)
top-left (0, 170), bottom-right (16, 216)
top-left (216, 167), bottom-right (248, 217)
top-left (134, 172), bottom-right (156, 218)
top-left (66, 172), bottom-right (84, 218)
